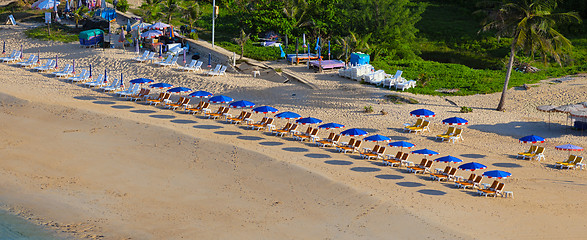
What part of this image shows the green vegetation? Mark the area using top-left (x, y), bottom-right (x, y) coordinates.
top-left (24, 24), bottom-right (80, 43)
top-left (460, 106), bottom-right (473, 113)
top-left (384, 94), bottom-right (419, 104)
top-left (363, 106), bottom-right (374, 113)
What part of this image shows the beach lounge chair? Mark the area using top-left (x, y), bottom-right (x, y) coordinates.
top-left (527, 146), bottom-right (545, 161)
top-left (477, 180), bottom-right (499, 196)
top-left (360, 145), bottom-right (381, 159)
top-left (146, 92), bottom-right (170, 106)
top-left (53, 64), bottom-right (73, 78)
top-left (177, 59), bottom-right (197, 71)
top-left (363, 146), bottom-right (386, 160)
top-left (430, 166), bottom-right (451, 181)
top-left (18, 55), bottom-right (37, 67)
top-left (132, 51), bottom-right (150, 62)
top-left (315, 133), bottom-right (335, 146)
top-left (207, 106), bottom-right (229, 119)
top-left (3, 51), bottom-right (21, 63)
top-left (116, 83), bottom-right (140, 97)
top-left (455, 174), bottom-right (476, 188)
top-left (336, 138), bottom-right (356, 153)
top-left (33, 59), bottom-right (55, 72)
top-left (254, 118), bottom-right (274, 131)
top-left (159, 55), bottom-right (179, 68)
top-left (293, 127), bottom-right (313, 140)
top-left (68, 69), bottom-right (90, 83)
top-left (185, 61), bottom-right (203, 72)
top-left (436, 126), bottom-right (455, 141)
top-left (209, 65), bottom-right (227, 76)
top-left (273, 123), bottom-right (292, 136)
top-left (316, 133), bottom-right (341, 147)
top-left (229, 112), bottom-right (252, 124)
top-left (457, 175), bottom-right (483, 189)
top-left (137, 52), bottom-right (156, 63)
top-left (274, 123), bottom-right (298, 137)
top-left (409, 120), bottom-right (430, 134)
top-left (404, 118), bottom-right (423, 132)
top-left (431, 167), bottom-right (457, 181)
top-left (295, 128), bottom-right (318, 141)
top-left (155, 55), bottom-right (174, 67)
top-left (555, 155), bottom-right (577, 169)
top-left (395, 80), bottom-right (417, 91)
top-left (100, 78), bottom-right (121, 92)
top-left (517, 145), bottom-right (538, 159)
top-left (206, 65), bottom-right (222, 76)
top-left (408, 159), bottom-right (433, 174)
top-left (129, 88), bottom-right (151, 101)
top-left (347, 140), bottom-right (363, 154)
top-left (382, 70), bottom-right (404, 88)
top-left (0, 50), bottom-right (19, 62)
top-left (383, 151), bottom-right (403, 166)
top-left (185, 101), bottom-right (209, 114)
top-left (559, 156), bottom-right (583, 170)
top-left (166, 97), bottom-right (190, 110)
top-left (227, 111), bottom-right (246, 123)
top-left (83, 74), bottom-right (105, 87)
top-left (479, 182), bottom-right (505, 197)
top-left (442, 128), bottom-right (463, 143)
top-left (248, 117), bottom-right (268, 129)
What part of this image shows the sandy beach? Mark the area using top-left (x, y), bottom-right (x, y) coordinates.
top-left (1, 24), bottom-right (587, 239)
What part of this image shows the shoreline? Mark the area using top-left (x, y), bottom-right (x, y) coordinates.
top-left (0, 25), bottom-right (586, 239)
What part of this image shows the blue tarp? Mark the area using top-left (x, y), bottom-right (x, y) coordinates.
top-left (350, 52), bottom-right (369, 66)
top-left (94, 8), bottom-right (116, 21)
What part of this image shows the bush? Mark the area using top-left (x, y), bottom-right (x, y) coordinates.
top-left (460, 106), bottom-right (473, 113)
top-left (364, 106), bottom-right (374, 113)
top-left (24, 24), bottom-right (79, 43)
top-left (117, 0), bottom-right (129, 12)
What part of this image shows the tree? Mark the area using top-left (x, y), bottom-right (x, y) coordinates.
top-left (72, 6), bottom-right (88, 28)
top-left (180, 0), bottom-right (202, 30)
top-left (479, 0), bottom-right (581, 111)
top-left (233, 29), bottom-right (250, 60)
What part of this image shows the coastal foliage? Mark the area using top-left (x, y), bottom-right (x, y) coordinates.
top-left (478, 0), bottom-right (581, 110)
top-left (24, 24), bottom-right (79, 43)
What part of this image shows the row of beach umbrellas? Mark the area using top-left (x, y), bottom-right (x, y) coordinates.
top-left (518, 134), bottom-right (584, 154)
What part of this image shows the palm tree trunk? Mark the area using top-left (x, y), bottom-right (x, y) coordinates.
top-left (240, 45), bottom-right (244, 60)
top-left (497, 42), bottom-right (516, 111)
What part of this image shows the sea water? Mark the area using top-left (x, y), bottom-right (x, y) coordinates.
top-left (0, 209), bottom-right (65, 240)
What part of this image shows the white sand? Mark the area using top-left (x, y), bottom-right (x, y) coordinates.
top-left (0, 25), bottom-right (586, 239)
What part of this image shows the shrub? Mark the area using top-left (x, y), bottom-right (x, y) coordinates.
top-left (117, 0), bottom-right (129, 12)
top-left (364, 106), bottom-right (374, 113)
top-left (460, 106), bottom-right (473, 113)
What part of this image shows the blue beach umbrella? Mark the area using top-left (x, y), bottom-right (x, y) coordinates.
top-left (318, 123), bottom-right (345, 130)
top-left (183, 48), bottom-right (186, 65)
top-left (434, 155), bottom-right (463, 164)
top-left (188, 90), bottom-right (213, 99)
top-left (126, 19), bottom-right (131, 32)
top-left (65, 0), bottom-right (70, 12)
top-left (20, 44), bottom-right (23, 59)
top-left (482, 170), bottom-right (511, 179)
top-left (279, 45), bottom-right (285, 58)
top-left (411, 148), bottom-right (439, 158)
top-left (2, 41), bottom-right (5, 54)
top-left (120, 73), bottom-right (124, 88)
top-left (296, 117), bottom-right (323, 125)
top-left (442, 117), bottom-right (469, 125)
top-left (275, 111), bottom-right (301, 120)
top-left (129, 78), bottom-right (154, 84)
top-left (149, 82), bottom-right (173, 89)
top-left (253, 106), bottom-right (278, 114)
top-left (158, 45), bottom-right (162, 58)
top-left (55, 55), bottom-right (58, 68)
top-left (410, 109), bottom-right (436, 118)
top-left (229, 100), bottom-right (255, 109)
top-left (388, 141), bottom-right (415, 150)
top-left (208, 95), bottom-right (233, 104)
top-left (72, 59), bottom-right (75, 74)
top-left (340, 128), bottom-right (368, 137)
top-left (519, 135), bottom-right (545, 143)
top-left (167, 87), bottom-right (192, 94)
top-left (555, 144), bottom-right (583, 152)
top-left (89, 64), bottom-right (92, 78)
top-left (315, 37), bottom-right (319, 51)
top-left (103, 68), bottom-right (107, 83)
top-left (458, 162), bottom-right (487, 171)
top-left (363, 134), bottom-right (391, 143)
top-left (140, 30), bottom-right (162, 38)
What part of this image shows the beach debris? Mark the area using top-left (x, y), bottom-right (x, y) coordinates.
top-left (380, 109), bottom-right (387, 115)
top-left (522, 84), bottom-right (530, 90)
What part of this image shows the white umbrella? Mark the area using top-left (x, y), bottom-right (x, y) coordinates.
top-left (537, 105), bottom-right (557, 128)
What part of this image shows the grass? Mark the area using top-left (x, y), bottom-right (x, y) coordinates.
top-left (371, 58), bottom-right (587, 96)
top-left (24, 23), bottom-right (80, 43)
top-left (384, 94), bottom-right (419, 104)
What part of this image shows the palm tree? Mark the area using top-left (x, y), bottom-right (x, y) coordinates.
top-left (180, 1), bottom-right (201, 30)
top-left (233, 29), bottom-right (250, 60)
top-left (480, 0), bottom-right (581, 111)
top-left (162, 0), bottom-right (179, 23)
top-left (72, 6), bottom-right (88, 28)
